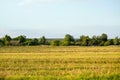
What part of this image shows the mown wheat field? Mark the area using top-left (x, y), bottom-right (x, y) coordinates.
top-left (0, 46), bottom-right (120, 80)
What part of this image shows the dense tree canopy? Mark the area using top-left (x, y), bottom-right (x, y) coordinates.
top-left (113, 37), bottom-right (119, 45)
top-left (80, 35), bottom-right (90, 46)
top-left (63, 34), bottom-right (74, 46)
top-left (0, 39), bottom-right (4, 46)
top-left (100, 33), bottom-right (108, 41)
top-left (39, 36), bottom-right (46, 45)
top-left (50, 40), bottom-right (60, 46)
top-left (17, 35), bottom-right (26, 44)
top-left (0, 33), bottom-right (120, 46)
top-left (2, 35), bottom-right (11, 45)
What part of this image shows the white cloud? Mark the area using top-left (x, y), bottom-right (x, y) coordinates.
top-left (17, 0), bottom-right (67, 6)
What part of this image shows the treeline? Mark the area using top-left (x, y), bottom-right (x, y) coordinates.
top-left (0, 33), bottom-right (120, 46)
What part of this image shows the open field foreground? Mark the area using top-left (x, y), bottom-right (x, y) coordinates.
top-left (0, 46), bottom-right (120, 80)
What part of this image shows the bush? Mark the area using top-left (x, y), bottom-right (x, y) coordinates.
top-left (62, 41), bottom-right (70, 46)
top-left (50, 40), bottom-right (60, 46)
top-left (99, 41), bottom-right (105, 46)
top-left (24, 39), bottom-right (38, 46)
top-left (113, 37), bottom-right (119, 45)
top-left (39, 36), bottom-right (46, 45)
top-left (0, 39), bottom-right (4, 46)
top-left (63, 34), bottom-right (74, 46)
top-left (104, 41), bottom-right (111, 46)
top-left (81, 41), bottom-right (88, 46)
top-left (75, 42), bottom-right (80, 46)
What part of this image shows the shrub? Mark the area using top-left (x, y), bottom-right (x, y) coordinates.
top-left (104, 41), bottom-right (111, 46)
top-left (50, 40), bottom-right (60, 46)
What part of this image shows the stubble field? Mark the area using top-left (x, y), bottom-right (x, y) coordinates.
top-left (0, 46), bottom-right (120, 80)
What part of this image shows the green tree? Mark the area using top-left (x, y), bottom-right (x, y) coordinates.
top-left (50, 40), bottom-right (60, 46)
top-left (24, 39), bottom-right (32, 46)
top-left (24, 38), bottom-right (38, 46)
top-left (75, 39), bottom-right (81, 46)
top-left (0, 39), bottom-right (4, 46)
top-left (32, 38), bottom-right (39, 45)
top-left (113, 37), bottom-right (119, 45)
top-left (90, 35), bottom-right (98, 46)
top-left (17, 35), bottom-right (26, 44)
top-left (2, 35), bottom-right (11, 46)
top-left (39, 36), bottom-right (46, 45)
top-left (109, 39), bottom-right (114, 45)
top-left (63, 34), bottom-right (74, 46)
top-left (99, 41), bottom-right (105, 46)
top-left (100, 33), bottom-right (108, 41)
top-left (104, 41), bottom-right (111, 46)
top-left (94, 35), bottom-right (105, 46)
top-left (80, 35), bottom-right (90, 46)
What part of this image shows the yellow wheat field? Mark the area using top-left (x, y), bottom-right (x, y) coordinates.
top-left (0, 46), bottom-right (120, 80)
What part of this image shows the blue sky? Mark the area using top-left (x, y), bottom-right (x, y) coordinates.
top-left (0, 0), bottom-right (120, 38)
